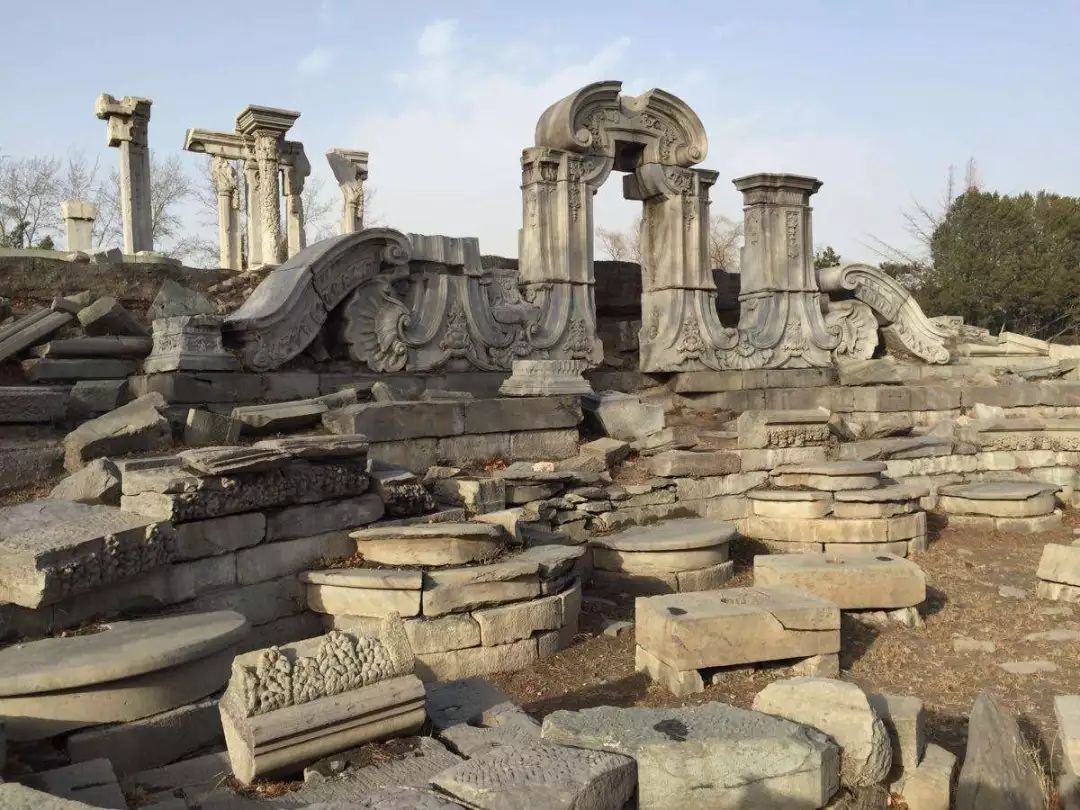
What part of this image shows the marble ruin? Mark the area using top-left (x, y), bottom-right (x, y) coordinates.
top-left (0, 76), bottom-right (1077, 809)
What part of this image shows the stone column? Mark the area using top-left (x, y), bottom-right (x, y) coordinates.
top-left (731, 173), bottom-right (839, 368)
top-left (244, 159), bottom-right (262, 267)
top-left (94, 94), bottom-right (153, 254)
top-left (281, 146), bottom-right (309, 256)
top-left (60, 200), bottom-right (97, 252)
top-left (211, 157), bottom-right (241, 270)
top-left (236, 106), bottom-right (300, 267)
top-left (326, 149), bottom-right (369, 234)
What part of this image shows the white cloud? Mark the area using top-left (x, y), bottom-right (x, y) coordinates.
top-left (297, 48), bottom-right (333, 78)
top-left (417, 19), bottom-right (458, 60)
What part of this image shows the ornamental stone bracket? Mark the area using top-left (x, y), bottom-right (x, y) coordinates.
top-left (326, 149), bottom-right (369, 235)
top-left (818, 263), bottom-right (952, 364)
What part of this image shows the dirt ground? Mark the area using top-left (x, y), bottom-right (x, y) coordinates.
top-left (491, 512), bottom-right (1080, 771)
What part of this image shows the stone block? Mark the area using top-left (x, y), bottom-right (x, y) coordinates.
top-left (939, 481), bottom-right (1057, 517)
top-left (439, 431), bottom-right (513, 464)
top-left (473, 591), bottom-right (564, 645)
top-left (236, 530), bottom-right (354, 585)
top-left (824, 541), bottom-right (910, 558)
top-left (739, 446), bottom-right (828, 471)
top-left (353, 523), bottom-right (505, 566)
top-left (675, 471), bottom-right (769, 499)
top-left (183, 408), bottom-right (241, 447)
top-left (415, 638), bottom-right (538, 681)
top-left (750, 489), bottom-right (834, 519)
top-left (48, 458), bottom-right (121, 505)
top-left (63, 392), bottom-right (171, 471)
top-left (753, 677), bottom-right (891, 788)
top-left (635, 586), bottom-right (840, 674)
top-left (0, 499), bottom-right (174, 608)
top-left (263, 371), bottom-right (321, 401)
top-left (868, 692), bottom-right (926, 774)
top-left (1040, 544), bottom-right (1080, 588)
top-left (426, 676), bottom-right (541, 757)
top-left (406, 613), bottom-right (482, 654)
top-left (754, 552), bottom-right (925, 610)
top-left (66, 696), bottom-right (222, 776)
top-left (956, 692), bottom-right (1045, 810)
top-left (508, 428), bottom-right (580, 461)
top-left (232, 399), bottom-right (328, 434)
top-left (368, 437), bottom-right (440, 473)
top-left (771, 460), bottom-right (886, 491)
top-left (431, 742), bottom-right (636, 810)
top-left (422, 558), bottom-right (540, 617)
top-left (130, 371), bottom-right (265, 404)
top-left (737, 408), bottom-right (832, 449)
top-left (581, 391), bottom-right (665, 441)
top-left (646, 449), bottom-right (741, 477)
top-left (174, 512), bottom-right (266, 561)
top-left (1057, 695), bottom-right (1080, 776)
top-left (302, 568), bottom-right (424, 618)
top-left (541, 702), bottom-right (840, 810)
top-left (77, 296), bottom-right (148, 337)
top-left (580, 437), bottom-right (630, 466)
top-left (432, 478), bottom-right (507, 515)
top-left (324, 401), bottom-right (465, 439)
top-left (0, 385), bottom-right (67, 423)
top-left (19, 758), bottom-right (127, 809)
top-left (899, 743), bottom-right (955, 810)
top-left (462, 396), bottom-right (581, 434)
top-left (266, 493), bottom-right (384, 541)
top-left (190, 576), bottom-right (305, 627)
top-left (24, 357), bottom-right (138, 382)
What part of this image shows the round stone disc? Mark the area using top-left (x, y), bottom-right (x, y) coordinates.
top-left (939, 481), bottom-right (1058, 501)
top-left (0, 610), bottom-right (248, 696)
top-left (834, 482), bottom-right (930, 503)
top-left (748, 488), bottom-right (832, 502)
top-left (590, 518), bottom-right (736, 552)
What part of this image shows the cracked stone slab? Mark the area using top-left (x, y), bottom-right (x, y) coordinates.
top-left (430, 742), bottom-right (635, 810)
top-left (541, 702), bottom-right (840, 809)
top-left (426, 677), bottom-right (541, 757)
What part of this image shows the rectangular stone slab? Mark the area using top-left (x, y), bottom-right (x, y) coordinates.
top-left (29, 336), bottom-right (153, 357)
top-left (1038, 544), bottom-right (1080, 587)
top-left (754, 552), bottom-right (926, 610)
top-left (0, 500), bottom-right (173, 608)
top-left (305, 583), bottom-right (422, 617)
top-left (323, 401), bottom-right (465, 439)
top-left (461, 396), bottom-right (582, 434)
top-left (635, 586), bottom-right (840, 671)
top-left (0, 386), bottom-right (68, 423)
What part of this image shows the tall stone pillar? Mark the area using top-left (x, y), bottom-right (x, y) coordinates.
top-left (94, 94), bottom-right (153, 254)
top-left (326, 149), bottom-right (369, 234)
top-left (236, 106), bottom-right (300, 267)
top-left (731, 173), bottom-right (839, 368)
top-left (60, 200), bottom-right (97, 252)
top-left (211, 157), bottom-right (241, 270)
top-left (281, 146), bottom-right (310, 256)
top-left (244, 159), bottom-right (262, 267)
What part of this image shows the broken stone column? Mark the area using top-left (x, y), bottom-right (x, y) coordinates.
top-left (243, 157), bottom-right (262, 266)
top-left (235, 105), bottom-right (299, 266)
top-left (61, 200), bottom-right (97, 252)
top-left (94, 94), bottom-right (153, 254)
top-left (731, 173), bottom-right (839, 368)
top-left (211, 157), bottom-right (242, 270)
top-left (282, 145), bottom-right (309, 256)
top-left (326, 148), bottom-right (369, 234)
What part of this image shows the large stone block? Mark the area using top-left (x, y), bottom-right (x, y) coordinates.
top-left (635, 586), bottom-right (840, 673)
top-left (462, 396), bottom-right (582, 434)
top-left (422, 559), bottom-right (540, 617)
top-left (473, 590), bottom-right (564, 646)
top-left (232, 399), bottom-right (328, 434)
top-left (236, 530), bottom-right (354, 585)
top-left (868, 692), bottom-right (926, 774)
top-left (737, 408), bottom-right (832, 449)
top-left (0, 385), bottom-right (67, 423)
top-left (63, 392), bottom-right (171, 471)
top-left (541, 702), bottom-right (840, 809)
top-left (0, 499), bottom-right (175, 608)
top-left (753, 552), bottom-right (925, 610)
top-left (23, 357), bottom-right (138, 382)
top-left (1038, 544), bottom-right (1080, 588)
top-left (581, 391), bottom-right (665, 441)
top-left (324, 401), bottom-right (465, 439)
top-left (508, 428), bottom-right (580, 461)
top-left (753, 677), bottom-right (891, 787)
top-left (415, 638), bottom-right (538, 681)
top-left (266, 493), bottom-right (384, 541)
top-left (352, 522), bottom-right (505, 567)
top-left (646, 449), bottom-right (740, 477)
top-left (302, 568), bottom-right (424, 618)
top-left (955, 692), bottom-right (1046, 810)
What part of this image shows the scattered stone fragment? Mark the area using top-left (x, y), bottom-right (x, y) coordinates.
top-left (178, 445), bottom-right (292, 475)
top-left (602, 620), bottom-right (634, 638)
top-left (48, 457), bottom-right (121, 504)
top-left (426, 677), bottom-right (541, 757)
top-left (77, 296), bottom-right (147, 337)
top-left (148, 278), bottom-right (217, 320)
top-left (19, 758), bottom-right (126, 809)
top-left (579, 437), bottom-right (630, 467)
top-left (541, 702), bottom-right (840, 809)
top-left (997, 660), bottom-right (1059, 675)
top-left (953, 636), bottom-right (997, 653)
top-left (999, 585), bottom-right (1028, 600)
top-left (0, 782), bottom-right (102, 808)
top-left (581, 391), bottom-right (665, 441)
top-left (867, 693), bottom-right (925, 773)
top-left (63, 392), bottom-right (170, 471)
top-left (255, 433), bottom-right (370, 460)
top-left (939, 481), bottom-right (1058, 517)
top-left (1056, 695), bottom-right (1080, 776)
top-left (646, 449), bottom-right (740, 477)
top-left (232, 399), bottom-right (328, 434)
top-left (753, 677), bottom-right (891, 787)
top-left (370, 462), bottom-right (437, 517)
top-left (955, 692), bottom-right (1046, 810)
top-left (899, 743), bottom-right (956, 810)
top-left (352, 523), bottom-right (504, 566)
top-left (430, 742), bottom-right (636, 810)
top-left (771, 461), bottom-right (886, 491)
top-left (183, 408), bottom-right (241, 447)
top-left (1023, 628), bottom-right (1080, 643)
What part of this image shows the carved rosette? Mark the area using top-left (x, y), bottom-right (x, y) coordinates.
top-left (818, 263), bottom-right (951, 364)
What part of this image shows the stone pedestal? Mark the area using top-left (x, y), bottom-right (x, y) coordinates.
top-left (327, 148), bottom-right (369, 234)
top-left (95, 94), bottom-right (153, 254)
top-left (730, 173), bottom-right (839, 368)
top-left (499, 359), bottom-right (592, 396)
top-left (143, 316), bottom-right (240, 373)
top-left (61, 200), bottom-right (97, 252)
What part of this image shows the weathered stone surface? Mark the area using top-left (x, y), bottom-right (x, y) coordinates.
top-left (737, 408), bottom-right (832, 449)
top-left (956, 692), bottom-right (1046, 810)
top-left (120, 460), bottom-right (370, 521)
top-left (753, 553), bottom-right (925, 610)
top-left (0, 441), bottom-right (63, 495)
top-left (1037, 544), bottom-right (1080, 587)
top-left (416, 639), bottom-right (538, 681)
top-left (900, 743), bottom-right (956, 810)
top-left (432, 477), bottom-right (507, 514)
top-left (431, 742), bottom-right (636, 810)
top-left (183, 408), bottom-right (242, 447)
top-left (305, 572), bottom-right (423, 618)
top-left (646, 449), bottom-right (741, 477)
top-left (67, 379), bottom-right (127, 418)
top-left (541, 702), bottom-right (840, 809)
top-left (30, 335), bottom-right (151, 358)
top-left (232, 399), bottom-right (328, 434)
top-left (423, 559), bottom-right (540, 617)
top-left (332, 786), bottom-right (466, 808)
top-left (462, 396), bottom-right (582, 434)
top-left (675, 471), bottom-right (770, 499)
top-left (77, 296), bottom-right (148, 337)
top-left (48, 457), bottom-right (121, 504)
top-left (426, 676), bottom-right (541, 756)
top-left (940, 481), bottom-right (1058, 517)
top-left (66, 696), bottom-right (222, 775)
top-left (772, 461), bottom-right (886, 491)
top-left (753, 677), bottom-right (891, 788)
top-left (0, 610), bottom-right (246, 740)
top-left (580, 437), bottom-right (630, 466)
top-left (0, 499), bottom-right (174, 608)
top-left (867, 693), bottom-right (925, 773)
top-left (324, 401), bottom-right (465, 439)
top-left (300, 734), bottom-right (461, 793)
top-left (236, 530), bottom-right (354, 585)
top-left (750, 488), bottom-right (834, 519)
top-left (63, 392), bottom-right (170, 471)
top-left (179, 445), bottom-right (292, 475)
top-left (0, 781), bottom-right (103, 808)
top-left (20, 758), bottom-right (126, 809)
top-left (636, 586), bottom-right (840, 676)
top-left (267, 493), bottom-right (384, 541)
top-left (582, 391), bottom-right (665, 441)
top-left (1057, 695), bottom-right (1080, 776)
top-left (0, 385), bottom-right (68, 423)
top-left (148, 278), bottom-right (216, 320)
top-left (473, 590), bottom-right (565, 646)
top-left (353, 522), bottom-right (504, 566)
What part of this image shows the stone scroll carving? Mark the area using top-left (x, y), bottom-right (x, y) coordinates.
top-left (818, 263), bottom-right (951, 364)
top-left (825, 299), bottom-right (879, 361)
top-left (223, 228), bottom-right (411, 371)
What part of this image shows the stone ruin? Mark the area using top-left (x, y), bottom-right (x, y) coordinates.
top-left (0, 80), bottom-right (1078, 808)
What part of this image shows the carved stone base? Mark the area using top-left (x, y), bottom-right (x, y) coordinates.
top-left (498, 359), bottom-right (593, 396)
top-left (143, 315), bottom-right (239, 373)
top-left (639, 288), bottom-right (737, 372)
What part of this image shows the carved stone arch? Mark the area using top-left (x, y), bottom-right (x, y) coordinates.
top-left (223, 227), bottom-right (411, 370)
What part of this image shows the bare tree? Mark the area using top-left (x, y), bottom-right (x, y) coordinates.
top-left (301, 176), bottom-right (336, 243)
top-left (597, 218), bottom-right (642, 263)
top-left (0, 154), bottom-right (62, 246)
top-left (596, 213), bottom-right (742, 272)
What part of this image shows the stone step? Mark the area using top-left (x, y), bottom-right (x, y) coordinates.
top-left (753, 552), bottom-right (926, 610)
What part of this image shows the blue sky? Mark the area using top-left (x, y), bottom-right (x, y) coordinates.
top-left (3, 0), bottom-right (1078, 262)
